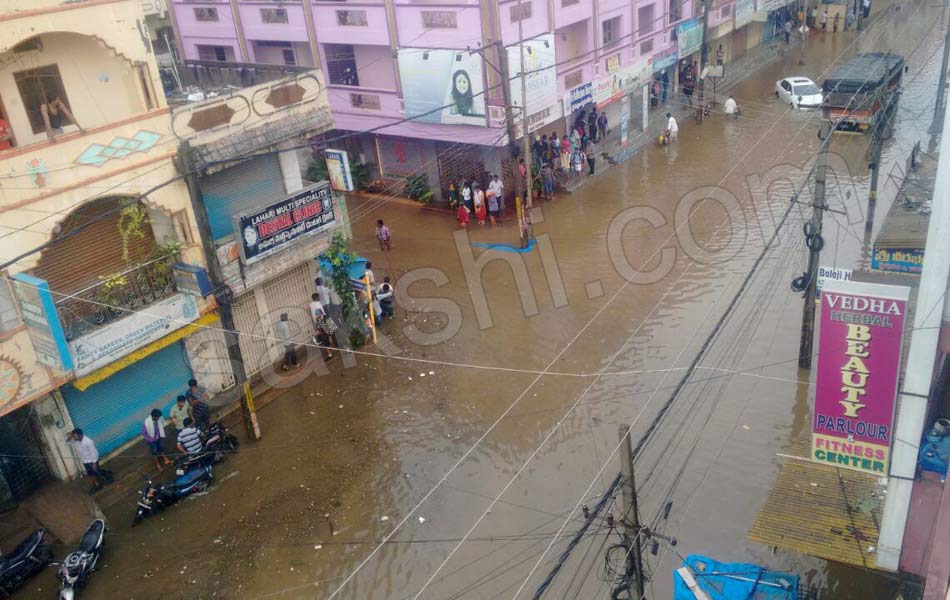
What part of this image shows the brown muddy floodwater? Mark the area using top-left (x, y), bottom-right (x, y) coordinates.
top-left (14, 1), bottom-right (942, 597)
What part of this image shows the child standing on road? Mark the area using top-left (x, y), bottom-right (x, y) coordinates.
top-left (457, 201), bottom-right (470, 228)
top-left (375, 219), bottom-right (391, 251)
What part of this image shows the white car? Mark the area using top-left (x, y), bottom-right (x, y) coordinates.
top-left (775, 77), bottom-right (823, 109)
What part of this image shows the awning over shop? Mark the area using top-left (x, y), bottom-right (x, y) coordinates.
top-left (71, 312), bottom-right (219, 391)
top-left (749, 432), bottom-right (887, 570)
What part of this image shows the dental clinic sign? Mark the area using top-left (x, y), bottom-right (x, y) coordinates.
top-left (812, 280), bottom-right (909, 475)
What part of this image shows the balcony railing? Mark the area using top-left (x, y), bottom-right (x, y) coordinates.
top-left (55, 255), bottom-right (179, 342)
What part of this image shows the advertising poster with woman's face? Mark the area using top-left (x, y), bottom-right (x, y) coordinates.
top-left (397, 49), bottom-right (486, 126)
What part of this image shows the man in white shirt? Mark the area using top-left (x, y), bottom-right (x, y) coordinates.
top-left (275, 313), bottom-right (298, 371)
top-left (68, 429), bottom-right (113, 490)
top-left (488, 174), bottom-right (504, 209)
top-left (724, 96), bottom-right (739, 118)
top-left (666, 112), bottom-right (679, 141)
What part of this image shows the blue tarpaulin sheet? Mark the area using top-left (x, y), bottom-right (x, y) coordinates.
top-left (317, 255), bottom-right (369, 282)
top-left (673, 555), bottom-right (799, 600)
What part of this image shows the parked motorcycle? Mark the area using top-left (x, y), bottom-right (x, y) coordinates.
top-left (132, 463), bottom-right (213, 526)
top-left (0, 529), bottom-right (52, 598)
top-left (56, 519), bottom-right (106, 600)
top-left (176, 421), bottom-right (239, 474)
top-left (203, 420), bottom-right (240, 459)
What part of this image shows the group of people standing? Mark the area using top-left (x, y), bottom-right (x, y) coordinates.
top-left (454, 173), bottom-right (504, 228)
top-left (66, 379), bottom-right (214, 491)
top-left (139, 380), bottom-right (213, 471)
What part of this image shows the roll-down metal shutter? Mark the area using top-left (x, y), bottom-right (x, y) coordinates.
top-left (61, 343), bottom-right (193, 456)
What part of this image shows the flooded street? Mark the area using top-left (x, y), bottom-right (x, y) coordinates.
top-left (16, 1), bottom-right (944, 597)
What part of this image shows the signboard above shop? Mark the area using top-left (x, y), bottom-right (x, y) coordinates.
top-left (69, 294), bottom-right (200, 377)
top-left (563, 82), bottom-right (594, 117)
top-left (507, 34), bottom-right (559, 121)
top-left (235, 181), bottom-right (335, 265)
top-left (10, 273), bottom-right (73, 372)
top-left (811, 280), bottom-right (909, 476)
top-left (676, 18), bottom-right (704, 57)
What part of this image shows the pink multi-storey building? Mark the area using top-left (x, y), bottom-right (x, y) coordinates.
top-left (168, 0), bottom-right (774, 201)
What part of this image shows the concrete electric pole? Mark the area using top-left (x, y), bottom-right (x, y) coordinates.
top-left (797, 120), bottom-right (832, 369)
top-left (618, 426), bottom-right (646, 600)
top-left (179, 142), bottom-right (262, 440)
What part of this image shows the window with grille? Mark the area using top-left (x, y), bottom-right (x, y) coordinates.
top-left (639, 39), bottom-right (654, 55)
top-left (194, 7), bottom-right (218, 22)
top-left (638, 5), bottom-right (655, 35)
top-left (720, 5), bottom-right (731, 16)
top-left (13, 64), bottom-right (71, 135)
top-left (669, 0), bottom-right (681, 21)
top-left (283, 49), bottom-right (296, 65)
top-left (350, 93), bottom-right (381, 109)
top-left (564, 70), bottom-right (583, 89)
top-left (261, 8), bottom-right (289, 24)
top-left (336, 10), bottom-right (368, 26)
top-left (562, 0), bottom-right (580, 6)
top-left (602, 16), bottom-right (621, 47)
top-left (421, 10), bottom-right (457, 28)
top-left (324, 44), bottom-right (359, 86)
top-left (197, 45), bottom-right (229, 62)
top-left (510, 2), bottom-right (532, 22)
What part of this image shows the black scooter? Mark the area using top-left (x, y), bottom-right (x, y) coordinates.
top-left (56, 519), bottom-right (106, 600)
top-left (0, 529), bottom-right (52, 598)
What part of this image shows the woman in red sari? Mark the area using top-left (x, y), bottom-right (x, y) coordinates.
top-left (457, 202), bottom-right (470, 228)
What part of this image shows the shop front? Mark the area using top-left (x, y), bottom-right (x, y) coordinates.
top-left (653, 48), bottom-right (677, 107)
top-left (58, 293), bottom-right (208, 455)
top-left (592, 57), bottom-right (653, 152)
top-left (215, 180), bottom-right (341, 376)
top-left (675, 17), bottom-right (704, 94)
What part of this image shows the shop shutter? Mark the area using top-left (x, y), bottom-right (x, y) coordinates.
top-left (259, 262), bottom-right (314, 364)
top-left (0, 406), bottom-right (50, 508)
top-left (61, 343), bottom-right (193, 456)
top-left (232, 290), bottom-right (269, 376)
top-left (33, 197), bottom-right (155, 295)
top-left (201, 155), bottom-right (284, 242)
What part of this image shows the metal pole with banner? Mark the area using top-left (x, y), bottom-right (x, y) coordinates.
top-left (811, 280), bottom-right (910, 476)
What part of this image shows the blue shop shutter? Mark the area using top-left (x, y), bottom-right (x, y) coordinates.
top-left (61, 343), bottom-right (194, 456)
top-left (202, 155), bottom-right (284, 241)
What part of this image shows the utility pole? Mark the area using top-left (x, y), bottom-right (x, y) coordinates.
top-left (797, 120), bottom-right (832, 369)
top-left (799, 0), bottom-right (808, 66)
top-left (516, 0), bottom-right (534, 240)
top-left (930, 1), bottom-right (950, 133)
top-left (618, 426), bottom-right (646, 600)
top-left (697, 0), bottom-right (710, 122)
top-left (865, 93), bottom-right (898, 243)
top-left (179, 142), bottom-right (262, 440)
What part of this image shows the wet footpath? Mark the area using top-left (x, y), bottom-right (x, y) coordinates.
top-left (10, 1), bottom-right (942, 596)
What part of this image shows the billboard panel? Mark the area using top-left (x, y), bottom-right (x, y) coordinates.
top-left (735, 0), bottom-right (756, 28)
top-left (507, 34), bottom-right (558, 118)
top-left (397, 49), bottom-right (486, 126)
top-left (811, 280), bottom-right (909, 476)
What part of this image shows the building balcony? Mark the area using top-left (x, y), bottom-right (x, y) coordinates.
top-left (392, 4), bottom-right (483, 49)
top-left (326, 85), bottom-right (402, 118)
top-left (55, 252), bottom-right (180, 342)
top-left (171, 67), bottom-right (333, 167)
top-left (313, 4), bottom-right (391, 46)
top-left (0, 109), bottom-right (177, 211)
top-left (238, 1), bottom-right (310, 43)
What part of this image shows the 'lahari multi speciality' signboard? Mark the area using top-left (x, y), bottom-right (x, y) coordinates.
top-left (235, 182), bottom-right (334, 264)
top-left (812, 280), bottom-right (909, 475)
